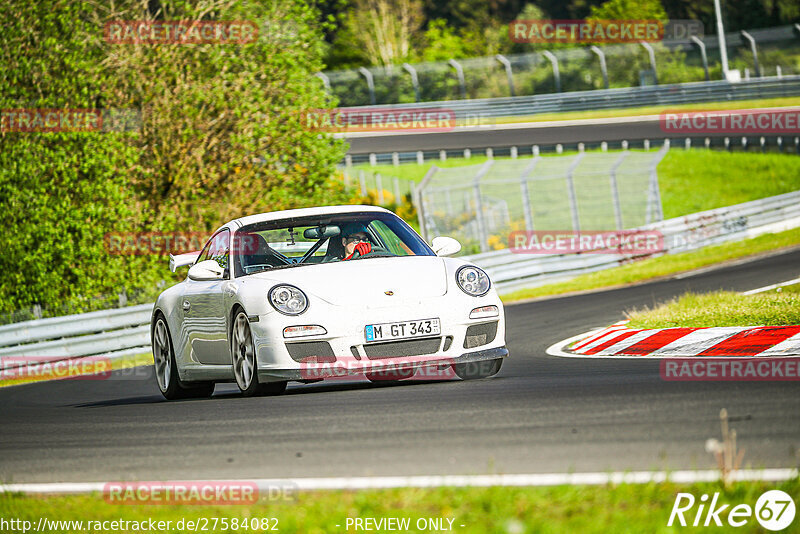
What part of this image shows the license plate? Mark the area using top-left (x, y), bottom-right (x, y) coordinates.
top-left (365, 318), bottom-right (440, 343)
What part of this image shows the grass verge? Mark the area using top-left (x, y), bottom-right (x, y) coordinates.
top-left (501, 227), bottom-right (800, 303)
top-left (625, 284), bottom-right (800, 328)
top-left (1, 479), bottom-right (797, 533)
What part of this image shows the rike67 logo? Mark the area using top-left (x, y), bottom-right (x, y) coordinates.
top-left (668, 490), bottom-right (795, 530)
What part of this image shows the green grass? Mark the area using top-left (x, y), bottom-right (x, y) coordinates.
top-left (501, 227), bottom-right (800, 302)
top-left (2, 479), bottom-right (798, 533)
top-left (657, 151), bottom-right (800, 219)
top-left (359, 150), bottom-right (800, 222)
top-left (626, 284), bottom-right (800, 328)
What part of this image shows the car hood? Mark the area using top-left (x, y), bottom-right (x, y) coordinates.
top-left (247, 256), bottom-right (448, 305)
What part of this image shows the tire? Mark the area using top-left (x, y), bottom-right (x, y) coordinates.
top-left (152, 315), bottom-right (215, 400)
top-left (231, 310), bottom-right (287, 397)
top-left (452, 358), bottom-right (503, 380)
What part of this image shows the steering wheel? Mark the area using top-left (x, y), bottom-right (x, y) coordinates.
top-left (349, 246), bottom-right (390, 260)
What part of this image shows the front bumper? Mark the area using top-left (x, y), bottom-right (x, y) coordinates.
top-left (257, 346), bottom-right (508, 382)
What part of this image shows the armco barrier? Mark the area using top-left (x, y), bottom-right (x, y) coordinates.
top-left (463, 189), bottom-right (800, 293)
top-left (0, 190), bottom-right (797, 365)
top-left (337, 76), bottom-right (800, 122)
top-left (0, 304), bottom-right (152, 371)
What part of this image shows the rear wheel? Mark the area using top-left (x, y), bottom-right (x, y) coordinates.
top-left (152, 316), bottom-right (214, 400)
top-left (231, 311), bottom-right (287, 397)
top-left (452, 358), bottom-right (503, 380)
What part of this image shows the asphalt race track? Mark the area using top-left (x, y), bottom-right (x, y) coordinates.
top-left (347, 117), bottom-right (674, 154)
top-left (1, 249), bottom-right (798, 484)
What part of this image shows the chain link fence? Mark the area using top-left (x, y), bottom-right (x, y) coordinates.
top-left (415, 144), bottom-right (669, 254)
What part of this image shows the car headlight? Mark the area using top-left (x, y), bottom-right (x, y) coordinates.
top-left (269, 285), bottom-right (308, 315)
top-left (456, 266), bottom-right (490, 296)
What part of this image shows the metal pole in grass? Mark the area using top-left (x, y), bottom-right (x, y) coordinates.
top-left (448, 59), bottom-right (467, 99)
top-left (376, 174), bottom-right (384, 204)
top-left (520, 154), bottom-right (541, 232)
top-left (473, 161), bottom-right (494, 252)
top-left (690, 36), bottom-right (710, 81)
top-left (610, 151), bottom-right (630, 230)
top-left (566, 152), bottom-right (585, 231)
top-left (739, 31), bottom-right (761, 77)
top-left (648, 141), bottom-right (669, 222)
top-left (714, 0), bottom-right (730, 75)
top-left (589, 46), bottom-right (609, 89)
top-left (416, 166), bottom-right (439, 243)
top-left (393, 177), bottom-right (400, 203)
top-left (359, 170), bottom-right (367, 196)
top-left (358, 67), bottom-right (376, 105)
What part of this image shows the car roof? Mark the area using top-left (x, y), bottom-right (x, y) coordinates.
top-left (225, 205), bottom-right (393, 230)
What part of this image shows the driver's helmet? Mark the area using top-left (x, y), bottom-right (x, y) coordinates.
top-left (340, 222), bottom-right (370, 241)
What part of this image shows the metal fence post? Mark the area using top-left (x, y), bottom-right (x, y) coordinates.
top-left (402, 63), bottom-right (421, 102)
top-left (520, 155), bottom-right (541, 232)
top-left (495, 54), bottom-right (515, 97)
top-left (358, 67), bottom-right (376, 105)
top-left (358, 170), bottom-right (367, 196)
top-left (566, 153), bottom-right (585, 231)
top-left (448, 59), bottom-right (467, 99)
top-left (639, 42), bottom-right (658, 85)
top-left (542, 51), bottom-right (561, 93)
top-left (473, 161), bottom-right (494, 252)
top-left (740, 31), bottom-right (761, 77)
top-left (376, 174), bottom-right (384, 204)
top-left (590, 46), bottom-right (609, 89)
top-left (315, 72), bottom-right (331, 93)
top-left (647, 141), bottom-right (669, 222)
top-left (609, 151), bottom-right (629, 230)
top-left (690, 36), bottom-right (710, 81)
top-left (415, 166), bottom-right (439, 243)
top-left (393, 177), bottom-right (401, 203)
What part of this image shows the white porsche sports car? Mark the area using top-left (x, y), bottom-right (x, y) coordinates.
top-left (151, 205), bottom-right (507, 399)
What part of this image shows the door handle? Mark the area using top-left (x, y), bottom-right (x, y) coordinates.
top-left (182, 300), bottom-right (191, 311)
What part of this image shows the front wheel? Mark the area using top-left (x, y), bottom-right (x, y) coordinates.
top-left (152, 316), bottom-right (214, 400)
top-left (231, 311), bottom-right (287, 397)
top-left (452, 358), bottom-right (503, 380)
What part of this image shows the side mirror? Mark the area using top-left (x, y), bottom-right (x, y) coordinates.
top-left (431, 236), bottom-right (461, 257)
top-left (188, 259), bottom-right (224, 281)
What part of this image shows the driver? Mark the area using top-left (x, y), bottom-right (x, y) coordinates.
top-left (340, 222), bottom-right (372, 260)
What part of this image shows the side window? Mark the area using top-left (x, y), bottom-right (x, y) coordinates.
top-left (198, 229), bottom-right (231, 277)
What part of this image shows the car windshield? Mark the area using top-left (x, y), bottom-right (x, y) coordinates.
top-left (233, 211), bottom-right (434, 277)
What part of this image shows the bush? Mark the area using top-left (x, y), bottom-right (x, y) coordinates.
top-left (0, 0), bottom-right (348, 316)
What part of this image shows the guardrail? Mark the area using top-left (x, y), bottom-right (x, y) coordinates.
top-left (336, 75), bottom-right (800, 122)
top-left (0, 303), bottom-right (152, 371)
top-left (462, 189), bottom-right (800, 293)
top-left (1, 190), bottom-right (798, 365)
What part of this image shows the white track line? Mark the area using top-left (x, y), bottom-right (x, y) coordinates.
top-left (1, 469), bottom-right (796, 494)
top-left (742, 277), bottom-right (800, 295)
